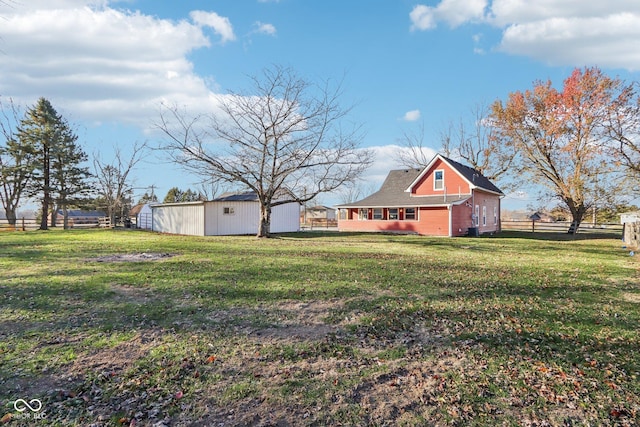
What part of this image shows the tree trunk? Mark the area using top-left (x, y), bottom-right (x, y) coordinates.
top-left (257, 203), bottom-right (271, 238)
top-left (51, 203), bottom-right (59, 227)
top-left (40, 144), bottom-right (50, 230)
top-left (40, 198), bottom-right (49, 230)
top-left (63, 204), bottom-right (69, 230)
top-left (567, 201), bottom-right (587, 235)
top-left (5, 209), bottom-right (17, 226)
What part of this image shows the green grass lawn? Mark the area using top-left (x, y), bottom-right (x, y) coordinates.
top-left (0, 229), bottom-right (638, 426)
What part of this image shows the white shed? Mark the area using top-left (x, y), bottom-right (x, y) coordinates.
top-left (621, 211), bottom-right (640, 224)
top-left (152, 201), bottom-right (206, 235)
top-left (136, 204), bottom-right (153, 230)
top-left (151, 192), bottom-right (300, 236)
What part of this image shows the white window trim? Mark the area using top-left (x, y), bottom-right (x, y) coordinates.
top-left (494, 206), bottom-right (498, 225)
top-left (482, 206), bottom-right (487, 226)
top-left (433, 169), bottom-right (444, 191)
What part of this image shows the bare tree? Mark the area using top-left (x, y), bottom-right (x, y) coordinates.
top-left (442, 103), bottom-right (517, 189)
top-left (605, 81), bottom-right (640, 179)
top-left (393, 121), bottom-right (434, 169)
top-left (93, 141), bottom-right (148, 225)
top-left (0, 98), bottom-right (34, 225)
top-left (395, 105), bottom-right (516, 193)
top-left (157, 65), bottom-right (374, 237)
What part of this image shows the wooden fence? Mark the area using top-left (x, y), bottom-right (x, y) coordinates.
top-left (301, 218), bottom-right (338, 230)
top-left (0, 218), bottom-right (39, 231)
top-left (0, 217), bottom-right (114, 231)
top-left (502, 220), bottom-right (623, 235)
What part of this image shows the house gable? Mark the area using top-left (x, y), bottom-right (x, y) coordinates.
top-left (406, 154), bottom-right (503, 197)
top-left (408, 157), bottom-right (471, 197)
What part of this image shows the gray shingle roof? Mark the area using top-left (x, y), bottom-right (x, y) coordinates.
top-left (337, 154), bottom-right (502, 208)
top-left (212, 191), bottom-right (258, 202)
top-left (439, 156), bottom-right (503, 195)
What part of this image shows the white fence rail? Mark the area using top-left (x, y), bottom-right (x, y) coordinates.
top-left (1, 217), bottom-right (113, 231)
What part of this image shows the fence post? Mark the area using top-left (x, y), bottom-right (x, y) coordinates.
top-left (21, 217), bottom-right (25, 231)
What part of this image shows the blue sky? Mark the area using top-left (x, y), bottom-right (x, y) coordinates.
top-left (2, 0), bottom-right (640, 210)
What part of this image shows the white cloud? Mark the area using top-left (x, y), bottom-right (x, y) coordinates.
top-left (410, 0), bottom-right (640, 70)
top-left (190, 10), bottom-right (236, 44)
top-left (402, 110), bottom-right (421, 122)
top-left (0, 1), bottom-right (223, 127)
top-left (410, 0), bottom-right (487, 31)
top-left (254, 21), bottom-right (277, 36)
top-left (410, 5), bottom-right (438, 31)
top-left (499, 13), bottom-right (640, 69)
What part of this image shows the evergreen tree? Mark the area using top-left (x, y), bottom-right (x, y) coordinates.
top-left (51, 127), bottom-right (92, 229)
top-left (17, 98), bottom-right (77, 230)
top-left (138, 191), bottom-right (158, 204)
top-left (163, 187), bottom-right (202, 203)
top-left (163, 187), bottom-right (183, 203)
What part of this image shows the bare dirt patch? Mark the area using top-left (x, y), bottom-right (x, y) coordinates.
top-left (90, 252), bottom-right (176, 262)
top-left (207, 299), bottom-right (346, 342)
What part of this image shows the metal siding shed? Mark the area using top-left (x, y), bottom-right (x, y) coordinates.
top-left (152, 202), bottom-right (205, 236)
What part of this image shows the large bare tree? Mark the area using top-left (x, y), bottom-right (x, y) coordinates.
top-left (395, 105), bottom-right (516, 193)
top-left (157, 65), bottom-right (373, 237)
top-left (0, 98), bottom-right (34, 225)
top-left (491, 67), bottom-right (630, 232)
top-left (605, 81), bottom-right (640, 179)
top-left (440, 103), bottom-right (517, 191)
top-left (93, 141), bottom-right (148, 225)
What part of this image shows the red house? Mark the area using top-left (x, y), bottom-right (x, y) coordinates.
top-left (337, 154), bottom-right (503, 237)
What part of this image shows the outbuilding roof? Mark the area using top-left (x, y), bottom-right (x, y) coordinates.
top-left (212, 191), bottom-right (259, 202)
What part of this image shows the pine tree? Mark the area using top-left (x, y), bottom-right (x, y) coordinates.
top-left (17, 98), bottom-right (81, 230)
top-left (163, 187), bottom-right (183, 203)
top-left (51, 126), bottom-right (92, 229)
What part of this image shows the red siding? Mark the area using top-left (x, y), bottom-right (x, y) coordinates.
top-left (412, 158), bottom-right (471, 197)
top-left (451, 203), bottom-right (473, 237)
top-left (473, 191), bottom-right (501, 234)
top-left (338, 206), bottom-right (450, 236)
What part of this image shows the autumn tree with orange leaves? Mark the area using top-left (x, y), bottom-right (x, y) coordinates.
top-left (491, 67), bottom-right (633, 233)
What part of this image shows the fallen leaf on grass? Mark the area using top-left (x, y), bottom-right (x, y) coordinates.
top-left (206, 355), bottom-right (216, 363)
top-left (1, 414), bottom-right (12, 423)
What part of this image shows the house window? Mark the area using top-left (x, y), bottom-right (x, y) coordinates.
top-left (389, 208), bottom-right (398, 220)
top-left (405, 208), bottom-right (416, 220)
top-left (474, 205), bottom-right (479, 226)
top-left (434, 170), bottom-right (444, 191)
top-left (339, 209), bottom-right (347, 220)
top-left (494, 206), bottom-right (498, 225)
top-left (223, 207), bottom-right (235, 215)
top-left (373, 208), bottom-right (383, 220)
top-left (482, 206), bottom-right (487, 226)
top-left (358, 209), bottom-right (368, 220)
